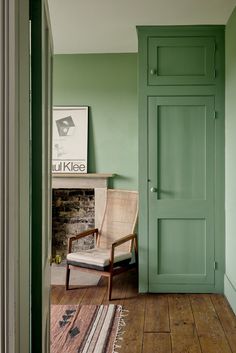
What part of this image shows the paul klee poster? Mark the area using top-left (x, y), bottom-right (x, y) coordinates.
top-left (52, 106), bottom-right (88, 173)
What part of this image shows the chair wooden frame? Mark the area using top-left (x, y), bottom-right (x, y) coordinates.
top-left (65, 228), bottom-right (138, 300)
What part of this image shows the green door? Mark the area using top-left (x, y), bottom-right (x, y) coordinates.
top-left (148, 96), bottom-right (215, 292)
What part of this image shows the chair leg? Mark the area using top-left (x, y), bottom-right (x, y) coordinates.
top-left (66, 264), bottom-right (70, 290)
top-left (134, 237), bottom-right (138, 268)
top-left (108, 274), bottom-right (113, 301)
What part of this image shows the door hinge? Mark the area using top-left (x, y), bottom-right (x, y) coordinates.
top-left (214, 69), bottom-right (217, 78)
top-left (213, 111), bottom-right (217, 119)
top-left (214, 261), bottom-right (217, 270)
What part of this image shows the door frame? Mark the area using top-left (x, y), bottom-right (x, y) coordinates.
top-left (137, 25), bottom-right (225, 293)
top-left (31, 0), bottom-right (53, 352)
top-left (0, 0), bottom-right (30, 352)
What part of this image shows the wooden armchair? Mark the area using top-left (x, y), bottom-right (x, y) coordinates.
top-left (65, 189), bottom-right (138, 300)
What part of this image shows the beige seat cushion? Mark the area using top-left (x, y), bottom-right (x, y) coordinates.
top-left (67, 247), bottom-right (132, 268)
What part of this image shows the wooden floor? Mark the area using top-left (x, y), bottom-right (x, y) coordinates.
top-left (51, 271), bottom-right (236, 353)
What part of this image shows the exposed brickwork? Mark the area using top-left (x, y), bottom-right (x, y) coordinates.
top-left (52, 189), bottom-right (95, 259)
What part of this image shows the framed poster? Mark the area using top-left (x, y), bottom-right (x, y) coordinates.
top-left (52, 106), bottom-right (88, 173)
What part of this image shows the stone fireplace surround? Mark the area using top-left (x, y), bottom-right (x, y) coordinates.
top-left (52, 173), bottom-right (113, 259)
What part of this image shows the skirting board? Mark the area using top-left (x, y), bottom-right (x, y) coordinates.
top-left (224, 274), bottom-right (236, 315)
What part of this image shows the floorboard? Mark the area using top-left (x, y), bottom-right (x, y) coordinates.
top-left (144, 294), bottom-right (170, 333)
top-left (171, 333), bottom-right (202, 353)
top-left (190, 294), bottom-right (232, 353)
top-left (143, 333), bottom-right (171, 353)
top-left (51, 273), bottom-right (236, 353)
top-left (168, 294), bottom-right (196, 335)
top-left (211, 294), bottom-right (236, 353)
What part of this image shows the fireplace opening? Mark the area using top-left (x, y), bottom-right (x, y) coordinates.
top-left (52, 188), bottom-right (95, 261)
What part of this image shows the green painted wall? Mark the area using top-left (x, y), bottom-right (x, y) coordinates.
top-left (53, 53), bottom-right (138, 190)
top-left (225, 7), bottom-right (236, 314)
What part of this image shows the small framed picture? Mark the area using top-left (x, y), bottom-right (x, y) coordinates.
top-left (52, 106), bottom-right (88, 173)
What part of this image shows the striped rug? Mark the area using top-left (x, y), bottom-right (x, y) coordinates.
top-left (51, 304), bottom-right (125, 353)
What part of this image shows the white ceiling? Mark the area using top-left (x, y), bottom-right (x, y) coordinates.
top-left (48, 0), bottom-right (236, 54)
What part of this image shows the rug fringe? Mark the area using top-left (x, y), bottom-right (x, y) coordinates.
top-left (112, 306), bottom-right (129, 353)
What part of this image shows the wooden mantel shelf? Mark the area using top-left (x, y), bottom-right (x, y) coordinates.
top-left (52, 173), bottom-right (114, 189)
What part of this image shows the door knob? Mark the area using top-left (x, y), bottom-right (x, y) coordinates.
top-left (150, 187), bottom-right (157, 193)
top-left (150, 68), bottom-right (156, 75)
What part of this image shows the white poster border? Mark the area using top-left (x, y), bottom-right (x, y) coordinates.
top-left (52, 106), bottom-right (88, 174)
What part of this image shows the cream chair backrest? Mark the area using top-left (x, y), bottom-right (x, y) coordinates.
top-left (98, 189), bottom-right (138, 252)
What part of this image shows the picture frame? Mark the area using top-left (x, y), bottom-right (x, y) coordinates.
top-left (52, 106), bottom-right (88, 174)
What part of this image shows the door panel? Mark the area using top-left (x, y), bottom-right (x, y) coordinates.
top-left (158, 219), bottom-right (206, 275)
top-left (148, 96), bottom-right (215, 291)
top-left (156, 104), bottom-right (206, 200)
top-left (148, 37), bottom-right (215, 85)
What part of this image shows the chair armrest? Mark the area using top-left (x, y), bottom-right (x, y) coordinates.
top-left (111, 233), bottom-right (137, 248)
top-left (110, 234), bottom-right (137, 268)
top-left (67, 228), bottom-right (98, 253)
